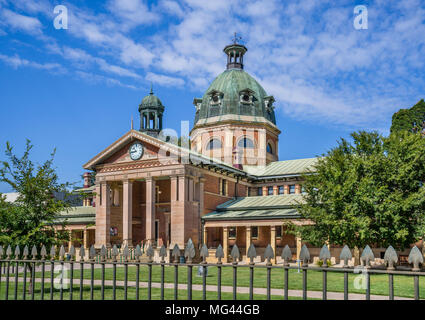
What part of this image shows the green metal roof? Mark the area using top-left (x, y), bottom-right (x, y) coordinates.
top-left (202, 208), bottom-right (301, 221)
top-left (244, 157), bottom-right (319, 177)
top-left (139, 89), bottom-right (164, 112)
top-left (53, 206), bottom-right (95, 225)
top-left (73, 186), bottom-right (95, 193)
top-left (216, 194), bottom-right (304, 210)
top-left (203, 194), bottom-right (304, 221)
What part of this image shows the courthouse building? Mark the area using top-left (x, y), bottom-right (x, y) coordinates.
top-left (63, 41), bottom-right (321, 263)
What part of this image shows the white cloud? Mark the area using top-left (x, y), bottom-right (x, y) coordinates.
top-left (75, 70), bottom-right (137, 89)
top-left (1, 0), bottom-right (425, 131)
top-left (107, 0), bottom-right (160, 29)
top-left (146, 72), bottom-right (184, 87)
top-left (0, 53), bottom-right (64, 72)
top-left (0, 8), bottom-right (42, 35)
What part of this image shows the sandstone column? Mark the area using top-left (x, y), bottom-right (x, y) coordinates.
top-left (123, 180), bottom-right (133, 247)
top-left (83, 229), bottom-right (88, 249)
top-left (68, 231), bottom-right (73, 251)
top-left (223, 226), bottom-right (229, 263)
top-left (170, 175), bottom-right (187, 248)
top-left (203, 226), bottom-right (208, 245)
top-left (145, 177), bottom-right (156, 244)
top-left (296, 234), bottom-right (302, 260)
top-left (271, 226), bottom-right (277, 265)
top-left (95, 182), bottom-right (111, 247)
top-left (246, 226), bottom-right (252, 263)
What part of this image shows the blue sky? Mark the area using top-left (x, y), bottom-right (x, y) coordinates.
top-left (0, 0), bottom-right (424, 192)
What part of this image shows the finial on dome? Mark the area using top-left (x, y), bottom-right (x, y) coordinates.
top-left (232, 32), bottom-right (242, 44)
top-left (150, 82), bottom-right (153, 95)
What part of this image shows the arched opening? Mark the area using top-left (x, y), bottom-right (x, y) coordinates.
top-left (238, 137), bottom-right (255, 149)
top-left (206, 138), bottom-right (222, 150)
top-left (267, 143), bottom-right (273, 154)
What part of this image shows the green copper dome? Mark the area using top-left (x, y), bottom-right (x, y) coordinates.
top-left (193, 43), bottom-right (276, 127)
top-left (139, 89), bottom-right (163, 112)
top-left (194, 69), bottom-right (276, 125)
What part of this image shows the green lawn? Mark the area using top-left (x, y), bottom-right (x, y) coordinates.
top-left (2, 263), bottom-right (424, 299)
top-left (0, 281), bottom-right (305, 300)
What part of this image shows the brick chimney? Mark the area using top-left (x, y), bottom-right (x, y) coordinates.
top-left (83, 172), bottom-right (92, 188)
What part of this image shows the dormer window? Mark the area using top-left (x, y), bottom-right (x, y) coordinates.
top-left (209, 90), bottom-right (223, 106)
top-left (239, 89), bottom-right (254, 104)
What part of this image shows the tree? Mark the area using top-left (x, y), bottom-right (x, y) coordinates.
top-left (391, 99), bottom-right (425, 134)
top-left (0, 140), bottom-right (71, 250)
top-left (294, 130), bottom-right (425, 250)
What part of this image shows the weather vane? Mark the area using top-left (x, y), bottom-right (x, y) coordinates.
top-left (232, 32), bottom-right (242, 44)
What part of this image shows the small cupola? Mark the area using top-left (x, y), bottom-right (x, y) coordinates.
top-left (223, 33), bottom-right (247, 70)
top-left (138, 85), bottom-right (164, 138)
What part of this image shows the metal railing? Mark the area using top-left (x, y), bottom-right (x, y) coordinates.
top-left (0, 241), bottom-right (424, 300)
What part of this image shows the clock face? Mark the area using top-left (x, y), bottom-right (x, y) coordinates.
top-left (129, 142), bottom-right (144, 160)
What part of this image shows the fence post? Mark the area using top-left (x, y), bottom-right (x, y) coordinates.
top-left (200, 244), bottom-right (209, 300)
top-left (408, 246), bottom-right (423, 300)
top-left (146, 244), bottom-right (154, 300)
top-left (185, 239), bottom-right (195, 300)
top-left (300, 245), bottom-right (310, 300)
top-left (319, 244), bottom-right (331, 300)
top-left (340, 245), bottom-right (352, 300)
top-left (159, 245), bottom-right (167, 300)
top-left (247, 244), bottom-right (256, 300)
top-left (281, 245), bottom-right (292, 301)
top-left (216, 244), bottom-right (224, 300)
top-left (172, 244), bottom-right (180, 300)
top-left (230, 244), bottom-right (240, 300)
top-left (264, 244), bottom-right (274, 300)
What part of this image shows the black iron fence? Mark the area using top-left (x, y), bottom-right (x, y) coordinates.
top-left (0, 240), bottom-right (424, 300)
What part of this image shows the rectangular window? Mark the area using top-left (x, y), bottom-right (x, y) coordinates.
top-left (229, 227), bottom-right (236, 239)
top-left (252, 226), bottom-right (258, 239)
top-left (258, 187), bottom-right (263, 196)
top-left (279, 186), bottom-right (284, 195)
top-left (247, 187), bottom-right (251, 197)
top-left (268, 186), bottom-right (274, 195)
top-left (276, 226), bottom-right (282, 238)
top-left (289, 185), bottom-right (296, 194)
top-left (220, 179), bottom-right (227, 196)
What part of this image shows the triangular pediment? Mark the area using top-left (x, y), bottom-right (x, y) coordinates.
top-left (83, 130), bottom-right (184, 170)
top-left (83, 130), bottom-right (248, 179)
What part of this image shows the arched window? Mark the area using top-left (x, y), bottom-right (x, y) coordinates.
top-left (206, 138), bottom-right (222, 150)
top-left (238, 137), bottom-right (254, 149)
top-left (267, 143), bottom-right (273, 154)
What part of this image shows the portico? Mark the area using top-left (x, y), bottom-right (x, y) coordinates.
top-left (84, 130), bottom-right (209, 249)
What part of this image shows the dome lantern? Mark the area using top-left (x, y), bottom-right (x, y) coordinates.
top-left (223, 33), bottom-right (247, 70)
top-left (138, 85), bottom-right (164, 138)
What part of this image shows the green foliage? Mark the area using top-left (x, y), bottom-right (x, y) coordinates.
top-left (391, 99), bottom-right (425, 134)
top-left (316, 259), bottom-right (332, 267)
top-left (0, 140), bottom-right (70, 250)
top-left (294, 130), bottom-right (425, 250)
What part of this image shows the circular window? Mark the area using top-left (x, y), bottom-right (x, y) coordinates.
top-left (242, 94), bottom-right (250, 102)
top-left (212, 95), bottom-right (219, 103)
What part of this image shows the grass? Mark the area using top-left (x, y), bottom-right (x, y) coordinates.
top-left (0, 281), bottom-right (306, 300)
top-left (1, 263), bottom-right (424, 299)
